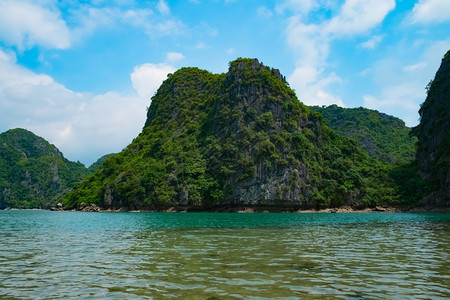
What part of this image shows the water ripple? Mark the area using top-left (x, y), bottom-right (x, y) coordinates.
top-left (0, 211), bottom-right (449, 299)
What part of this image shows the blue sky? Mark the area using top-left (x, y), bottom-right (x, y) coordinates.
top-left (0, 0), bottom-right (449, 166)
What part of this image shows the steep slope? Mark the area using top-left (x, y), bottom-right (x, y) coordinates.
top-left (0, 128), bottom-right (89, 208)
top-left (87, 153), bottom-right (116, 173)
top-left (413, 50), bottom-right (450, 206)
top-left (311, 105), bottom-right (416, 163)
top-left (64, 58), bottom-right (396, 211)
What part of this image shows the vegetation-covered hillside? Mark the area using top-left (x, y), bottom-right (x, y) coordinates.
top-left (87, 153), bottom-right (116, 173)
top-left (64, 58), bottom-right (399, 211)
top-left (0, 128), bottom-right (89, 208)
top-left (311, 105), bottom-right (416, 164)
top-left (413, 50), bottom-right (450, 206)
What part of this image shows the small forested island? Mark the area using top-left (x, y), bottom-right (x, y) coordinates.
top-left (1, 53), bottom-right (449, 211)
top-left (0, 129), bottom-right (89, 209)
top-left (310, 105), bottom-right (416, 164)
top-left (0, 129), bottom-right (114, 209)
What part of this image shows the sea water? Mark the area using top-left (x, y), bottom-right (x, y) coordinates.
top-left (0, 210), bottom-right (449, 299)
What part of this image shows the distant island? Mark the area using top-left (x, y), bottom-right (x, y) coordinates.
top-left (310, 105), bottom-right (416, 164)
top-left (0, 129), bottom-right (112, 209)
top-left (1, 53), bottom-right (449, 212)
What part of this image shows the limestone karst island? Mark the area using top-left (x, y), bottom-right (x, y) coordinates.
top-left (1, 54), bottom-right (449, 212)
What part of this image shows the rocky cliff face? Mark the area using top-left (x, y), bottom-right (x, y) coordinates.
top-left (206, 59), bottom-right (315, 207)
top-left (0, 128), bottom-right (88, 208)
top-left (65, 58), bottom-right (395, 211)
top-left (414, 50), bottom-right (450, 206)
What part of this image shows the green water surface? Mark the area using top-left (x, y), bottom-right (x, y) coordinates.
top-left (0, 211), bottom-right (449, 299)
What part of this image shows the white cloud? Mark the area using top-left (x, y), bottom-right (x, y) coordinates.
top-left (0, 0), bottom-right (71, 50)
top-left (70, 7), bottom-right (117, 42)
top-left (0, 49), bottom-right (148, 166)
top-left (28, 91), bottom-right (148, 165)
top-left (285, 0), bottom-right (395, 107)
top-left (409, 0), bottom-right (450, 24)
top-left (166, 52), bottom-right (185, 63)
top-left (359, 35), bottom-right (383, 49)
top-left (153, 19), bottom-right (186, 36)
top-left (130, 63), bottom-right (175, 100)
top-left (286, 17), bottom-right (327, 68)
top-left (227, 48), bottom-right (235, 55)
top-left (363, 84), bottom-right (423, 126)
top-left (362, 40), bottom-right (450, 126)
top-left (69, 5), bottom-right (184, 42)
top-left (284, 0), bottom-right (395, 65)
top-left (288, 66), bottom-right (344, 107)
top-left (156, 0), bottom-right (170, 15)
top-left (324, 0), bottom-right (395, 37)
top-left (403, 62), bottom-right (426, 72)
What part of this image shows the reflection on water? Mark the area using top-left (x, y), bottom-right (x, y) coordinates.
top-left (0, 211), bottom-right (449, 299)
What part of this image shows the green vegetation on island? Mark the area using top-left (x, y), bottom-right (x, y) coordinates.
top-left (310, 104), bottom-right (431, 207)
top-left (310, 105), bottom-right (416, 164)
top-left (87, 153), bottom-right (116, 174)
top-left (2, 52), bottom-right (449, 210)
top-left (63, 58), bottom-right (405, 211)
top-left (412, 50), bottom-right (450, 206)
top-left (0, 128), bottom-right (89, 208)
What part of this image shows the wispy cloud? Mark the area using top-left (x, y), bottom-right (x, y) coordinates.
top-left (359, 35), bottom-right (383, 50)
top-left (288, 66), bottom-right (344, 107)
top-left (156, 0), bottom-right (170, 15)
top-left (0, 49), bottom-right (155, 165)
top-left (285, 0), bottom-right (395, 107)
top-left (409, 0), bottom-right (450, 24)
top-left (403, 62), bottom-right (426, 72)
top-left (362, 40), bottom-right (450, 126)
top-left (0, 0), bottom-right (71, 50)
top-left (363, 84), bottom-right (423, 126)
top-left (324, 0), bottom-right (395, 37)
top-left (130, 63), bottom-right (175, 100)
top-left (71, 5), bottom-right (185, 40)
top-left (166, 52), bottom-right (185, 63)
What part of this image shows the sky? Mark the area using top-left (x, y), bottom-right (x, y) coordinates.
top-left (0, 0), bottom-right (449, 166)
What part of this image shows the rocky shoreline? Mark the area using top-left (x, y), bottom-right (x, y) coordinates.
top-left (44, 203), bottom-right (450, 213)
top-left (2, 202), bottom-right (446, 213)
